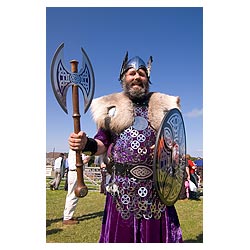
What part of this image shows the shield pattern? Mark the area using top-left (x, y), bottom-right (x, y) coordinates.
top-left (153, 108), bottom-right (186, 206)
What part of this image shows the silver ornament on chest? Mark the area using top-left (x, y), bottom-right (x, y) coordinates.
top-left (133, 116), bottom-right (148, 130)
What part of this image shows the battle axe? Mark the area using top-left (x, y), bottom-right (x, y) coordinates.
top-left (50, 43), bottom-right (95, 197)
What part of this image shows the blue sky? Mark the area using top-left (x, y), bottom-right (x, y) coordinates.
top-left (46, 7), bottom-right (203, 157)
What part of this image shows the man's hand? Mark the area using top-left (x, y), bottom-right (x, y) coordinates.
top-left (68, 131), bottom-right (88, 151)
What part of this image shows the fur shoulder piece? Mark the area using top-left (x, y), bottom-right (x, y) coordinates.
top-left (90, 91), bottom-right (181, 134)
top-left (148, 92), bottom-right (181, 131)
top-left (90, 92), bottom-right (134, 134)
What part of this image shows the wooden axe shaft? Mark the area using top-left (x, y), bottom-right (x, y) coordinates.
top-left (70, 60), bottom-right (88, 197)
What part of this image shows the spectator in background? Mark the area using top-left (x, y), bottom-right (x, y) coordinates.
top-left (195, 169), bottom-right (201, 188)
top-left (186, 154), bottom-right (198, 188)
top-left (62, 149), bottom-right (90, 225)
top-left (178, 162), bottom-right (190, 200)
top-left (49, 153), bottom-right (65, 190)
top-left (184, 178), bottom-right (190, 199)
top-left (96, 155), bottom-right (111, 195)
top-left (64, 156), bottom-right (69, 191)
top-left (186, 154), bottom-right (199, 199)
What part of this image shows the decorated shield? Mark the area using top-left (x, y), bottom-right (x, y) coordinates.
top-left (153, 108), bottom-right (186, 206)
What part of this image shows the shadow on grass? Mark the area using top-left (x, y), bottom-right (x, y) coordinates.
top-left (46, 218), bottom-right (63, 237)
top-left (184, 233), bottom-right (203, 243)
top-left (46, 211), bottom-right (104, 238)
top-left (46, 211), bottom-right (104, 228)
top-left (47, 228), bottom-right (63, 236)
top-left (46, 218), bottom-right (62, 227)
top-left (77, 210), bottom-right (104, 221)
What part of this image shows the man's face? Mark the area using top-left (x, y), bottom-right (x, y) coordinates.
top-left (122, 68), bottom-right (149, 100)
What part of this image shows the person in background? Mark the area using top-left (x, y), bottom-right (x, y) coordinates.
top-left (49, 153), bottom-right (65, 190)
top-left (186, 154), bottom-right (199, 199)
top-left (97, 155), bottom-right (111, 195)
top-left (95, 155), bottom-right (106, 194)
top-left (64, 156), bottom-right (69, 191)
top-left (62, 149), bottom-right (90, 225)
top-left (196, 169), bottom-right (201, 188)
top-left (186, 154), bottom-right (198, 188)
top-left (178, 162), bottom-right (190, 200)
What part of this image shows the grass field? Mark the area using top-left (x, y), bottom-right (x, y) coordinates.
top-left (46, 178), bottom-right (203, 243)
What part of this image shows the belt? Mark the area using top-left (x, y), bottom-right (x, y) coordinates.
top-left (114, 163), bottom-right (153, 180)
top-left (69, 169), bottom-right (77, 171)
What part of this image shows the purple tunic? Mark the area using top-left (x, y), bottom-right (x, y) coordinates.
top-left (95, 105), bottom-right (183, 243)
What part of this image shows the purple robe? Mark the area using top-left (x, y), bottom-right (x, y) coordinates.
top-left (95, 105), bottom-right (183, 243)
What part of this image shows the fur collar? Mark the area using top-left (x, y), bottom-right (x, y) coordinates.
top-left (90, 92), bottom-right (180, 134)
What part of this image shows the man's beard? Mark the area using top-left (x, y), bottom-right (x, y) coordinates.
top-left (122, 79), bottom-right (149, 100)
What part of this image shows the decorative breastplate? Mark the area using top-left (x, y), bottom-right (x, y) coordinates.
top-left (111, 105), bottom-right (156, 165)
top-left (107, 105), bottom-right (166, 220)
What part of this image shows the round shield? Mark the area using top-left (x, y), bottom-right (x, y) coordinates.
top-left (153, 108), bottom-right (186, 206)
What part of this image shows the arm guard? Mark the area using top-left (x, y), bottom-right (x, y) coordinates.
top-left (82, 137), bottom-right (98, 155)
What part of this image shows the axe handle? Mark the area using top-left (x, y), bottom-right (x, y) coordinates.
top-left (71, 60), bottom-right (88, 198)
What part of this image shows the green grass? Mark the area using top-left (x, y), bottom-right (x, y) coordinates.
top-left (175, 199), bottom-right (203, 242)
top-left (46, 178), bottom-right (203, 243)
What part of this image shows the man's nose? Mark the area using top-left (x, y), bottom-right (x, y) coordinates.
top-left (134, 72), bottom-right (140, 79)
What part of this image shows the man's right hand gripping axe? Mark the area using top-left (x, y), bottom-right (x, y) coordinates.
top-left (50, 43), bottom-right (95, 197)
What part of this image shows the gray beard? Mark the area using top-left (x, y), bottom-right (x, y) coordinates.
top-left (121, 80), bottom-right (149, 100)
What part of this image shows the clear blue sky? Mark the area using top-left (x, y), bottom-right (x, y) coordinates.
top-left (46, 7), bottom-right (203, 157)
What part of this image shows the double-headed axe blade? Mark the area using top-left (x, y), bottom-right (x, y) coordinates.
top-left (50, 43), bottom-right (95, 114)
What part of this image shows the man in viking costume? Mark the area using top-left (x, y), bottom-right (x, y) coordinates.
top-left (68, 53), bottom-right (183, 243)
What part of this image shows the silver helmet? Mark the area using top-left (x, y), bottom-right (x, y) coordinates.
top-left (119, 52), bottom-right (153, 81)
